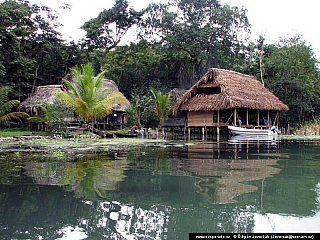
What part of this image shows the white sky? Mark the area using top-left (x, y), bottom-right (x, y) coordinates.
top-left (21, 0), bottom-right (320, 59)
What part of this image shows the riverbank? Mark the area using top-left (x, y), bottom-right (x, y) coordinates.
top-left (1, 133), bottom-right (320, 157)
top-left (0, 134), bottom-right (172, 156)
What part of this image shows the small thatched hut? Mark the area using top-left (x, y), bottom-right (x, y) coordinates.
top-left (18, 85), bottom-right (67, 131)
top-left (18, 85), bottom-right (65, 115)
top-left (173, 68), bottom-right (289, 131)
top-left (101, 79), bottom-right (130, 127)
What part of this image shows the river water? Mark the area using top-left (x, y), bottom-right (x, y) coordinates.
top-left (0, 136), bottom-right (319, 239)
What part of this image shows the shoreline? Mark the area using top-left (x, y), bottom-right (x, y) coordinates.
top-left (2, 132), bottom-right (320, 142)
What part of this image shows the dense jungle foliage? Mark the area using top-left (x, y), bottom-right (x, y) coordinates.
top-left (0, 0), bottom-right (319, 127)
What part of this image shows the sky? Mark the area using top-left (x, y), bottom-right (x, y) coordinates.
top-left (26, 0), bottom-right (320, 59)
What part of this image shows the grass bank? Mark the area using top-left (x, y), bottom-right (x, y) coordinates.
top-left (0, 128), bottom-right (33, 137)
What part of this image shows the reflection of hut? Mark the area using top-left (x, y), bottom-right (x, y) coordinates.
top-left (162, 88), bottom-right (187, 128)
top-left (173, 68), bottom-right (289, 134)
top-left (172, 141), bottom-right (282, 204)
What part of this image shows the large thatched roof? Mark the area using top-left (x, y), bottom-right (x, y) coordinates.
top-left (18, 85), bottom-right (64, 112)
top-left (173, 68), bottom-right (289, 115)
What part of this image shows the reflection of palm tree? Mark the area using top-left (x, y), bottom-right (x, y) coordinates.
top-left (71, 160), bottom-right (128, 199)
top-left (56, 63), bottom-right (129, 125)
top-left (23, 158), bottom-right (128, 200)
top-left (0, 87), bottom-right (29, 126)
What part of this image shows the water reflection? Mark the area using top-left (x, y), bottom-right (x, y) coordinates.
top-left (172, 138), bottom-right (283, 204)
top-left (23, 154), bottom-right (128, 199)
top-left (0, 137), bottom-right (320, 238)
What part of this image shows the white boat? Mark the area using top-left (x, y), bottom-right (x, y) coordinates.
top-left (228, 125), bottom-right (279, 136)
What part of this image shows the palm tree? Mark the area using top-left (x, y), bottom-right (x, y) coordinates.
top-left (150, 87), bottom-right (172, 130)
top-left (55, 63), bottom-right (129, 127)
top-left (0, 86), bottom-right (29, 127)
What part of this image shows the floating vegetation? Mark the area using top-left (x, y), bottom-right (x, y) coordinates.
top-left (0, 137), bottom-right (178, 156)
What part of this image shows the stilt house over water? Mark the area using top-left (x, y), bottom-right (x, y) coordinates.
top-left (173, 68), bottom-right (289, 133)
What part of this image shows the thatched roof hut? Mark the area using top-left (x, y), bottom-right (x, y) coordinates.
top-left (174, 68), bottom-right (289, 115)
top-left (168, 88), bottom-right (188, 107)
top-left (102, 79), bottom-right (130, 112)
top-left (18, 85), bottom-right (64, 113)
top-left (18, 80), bottom-right (129, 113)
top-left (173, 68), bottom-right (289, 129)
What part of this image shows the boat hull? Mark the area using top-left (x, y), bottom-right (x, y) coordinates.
top-left (228, 126), bottom-right (275, 136)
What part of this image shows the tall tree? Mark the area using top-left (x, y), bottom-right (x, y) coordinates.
top-left (80, 0), bottom-right (143, 72)
top-left (81, 0), bottom-right (143, 51)
top-left (0, 0), bottom-right (36, 99)
top-left (102, 40), bottom-right (181, 97)
top-left (264, 36), bottom-right (320, 126)
top-left (141, 0), bottom-right (250, 84)
top-left (0, 0), bottom-right (81, 100)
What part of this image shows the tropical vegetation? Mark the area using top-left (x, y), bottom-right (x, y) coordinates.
top-left (0, 0), bottom-right (319, 129)
top-left (0, 86), bottom-right (29, 127)
top-left (27, 100), bottom-right (73, 132)
top-left (55, 63), bottom-right (129, 125)
top-left (150, 88), bottom-right (172, 129)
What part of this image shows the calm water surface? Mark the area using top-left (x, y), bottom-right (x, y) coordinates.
top-left (0, 136), bottom-right (320, 239)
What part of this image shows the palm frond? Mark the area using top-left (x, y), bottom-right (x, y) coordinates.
top-left (63, 78), bottom-right (79, 97)
top-left (54, 90), bottom-right (76, 108)
top-left (94, 70), bottom-right (106, 89)
top-left (150, 88), bottom-right (172, 129)
top-left (0, 100), bottom-right (20, 116)
top-left (27, 115), bottom-right (46, 123)
top-left (81, 63), bottom-right (95, 89)
top-left (0, 112), bottom-right (30, 125)
top-left (75, 97), bottom-right (89, 122)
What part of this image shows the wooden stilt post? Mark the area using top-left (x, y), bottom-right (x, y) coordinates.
top-left (246, 108), bottom-right (249, 127)
top-left (267, 110), bottom-right (270, 127)
top-left (234, 108), bottom-right (237, 126)
top-left (257, 110), bottom-right (260, 127)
